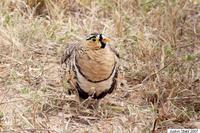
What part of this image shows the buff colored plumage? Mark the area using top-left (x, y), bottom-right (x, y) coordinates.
top-left (61, 33), bottom-right (119, 102)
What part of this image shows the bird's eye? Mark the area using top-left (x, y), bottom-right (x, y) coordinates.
top-left (92, 38), bottom-right (96, 42)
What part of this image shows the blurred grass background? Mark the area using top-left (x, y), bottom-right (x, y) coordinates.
top-left (0, 0), bottom-right (200, 132)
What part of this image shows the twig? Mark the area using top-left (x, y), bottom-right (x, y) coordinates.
top-left (2, 128), bottom-right (59, 133)
top-left (0, 98), bottom-right (32, 105)
top-left (0, 54), bottom-right (23, 65)
top-left (167, 96), bottom-right (200, 100)
top-left (152, 117), bottom-right (160, 133)
top-left (141, 61), bottom-right (173, 84)
top-left (0, 94), bottom-right (75, 105)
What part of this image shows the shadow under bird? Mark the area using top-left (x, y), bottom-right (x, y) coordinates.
top-left (61, 33), bottom-right (119, 103)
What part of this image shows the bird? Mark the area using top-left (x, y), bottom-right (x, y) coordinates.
top-left (61, 33), bottom-right (119, 103)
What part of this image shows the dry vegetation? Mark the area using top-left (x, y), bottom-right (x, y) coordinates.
top-left (0, 0), bottom-right (200, 132)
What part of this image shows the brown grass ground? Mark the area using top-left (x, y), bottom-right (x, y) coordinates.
top-left (0, 0), bottom-right (200, 132)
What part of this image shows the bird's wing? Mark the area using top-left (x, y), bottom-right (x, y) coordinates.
top-left (61, 43), bottom-right (78, 64)
top-left (109, 46), bottom-right (121, 92)
top-left (60, 43), bottom-right (80, 96)
top-left (109, 46), bottom-right (120, 59)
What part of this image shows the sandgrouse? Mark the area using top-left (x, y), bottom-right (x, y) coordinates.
top-left (61, 33), bottom-right (119, 102)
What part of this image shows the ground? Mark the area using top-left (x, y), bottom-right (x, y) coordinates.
top-left (0, 0), bottom-right (200, 133)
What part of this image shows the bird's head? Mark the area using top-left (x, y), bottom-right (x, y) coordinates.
top-left (85, 33), bottom-right (110, 50)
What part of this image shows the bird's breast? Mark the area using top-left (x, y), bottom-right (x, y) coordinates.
top-left (76, 48), bottom-right (116, 82)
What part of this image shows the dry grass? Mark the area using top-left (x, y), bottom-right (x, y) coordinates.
top-left (0, 0), bottom-right (200, 132)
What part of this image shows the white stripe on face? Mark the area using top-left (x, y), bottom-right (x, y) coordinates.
top-left (101, 34), bottom-right (105, 39)
top-left (96, 34), bottom-right (100, 40)
top-left (86, 33), bottom-right (97, 40)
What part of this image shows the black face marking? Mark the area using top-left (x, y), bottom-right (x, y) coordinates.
top-left (86, 33), bottom-right (99, 40)
top-left (100, 42), bottom-right (106, 48)
top-left (99, 34), bottom-right (103, 41)
top-left (99, 34), bottom-right (106, 48)
top-left (86, 35), bottom-right (96, 40)
top-left (86, 33), bottom-right (107, 48)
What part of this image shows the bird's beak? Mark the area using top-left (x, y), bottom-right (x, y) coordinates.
top-left (102, 37), bottom-right (110, 43)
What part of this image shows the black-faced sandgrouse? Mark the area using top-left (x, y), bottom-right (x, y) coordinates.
top-left (61, 33), bottom-right (119, 102)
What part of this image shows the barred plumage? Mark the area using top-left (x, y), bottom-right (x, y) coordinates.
top-left (61, 33), bottom-right (119, 101)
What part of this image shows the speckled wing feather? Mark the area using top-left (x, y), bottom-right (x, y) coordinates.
top-left (110, 46), bottom-right (120, 58)
top-left (61, 43), bottom-right (78, 65)
top-left (61, 43), bottom-right (79, 95)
